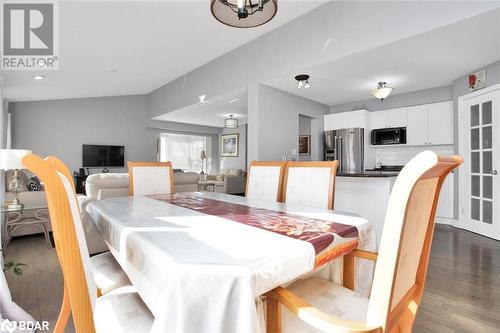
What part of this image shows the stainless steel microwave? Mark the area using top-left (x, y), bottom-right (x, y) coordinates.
top-left (371, 127), bottom-right (407, 145)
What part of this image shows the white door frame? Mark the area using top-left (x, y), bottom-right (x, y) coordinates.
top-left (458, 82), bottom-right (500, 238)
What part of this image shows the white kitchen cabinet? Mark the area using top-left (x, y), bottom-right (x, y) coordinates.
top-left (324, 113), bottom-right (344, 131)
top-left (370, 108), bottom-right (407, 129)
top-left (324, 110), bottom-right (368, 131)
top-left (407, 105), bottom-right (428, 146)
top-left (343, 110), bottom-right (367, 129)
top-left (386, 108), bottom-right (407, 127)
top-left (370, 111), bottom-right (387, 129)
top-left (428, 101), bottom-right (453, 145)
top-left (407, 102), bottom-right (453, 146)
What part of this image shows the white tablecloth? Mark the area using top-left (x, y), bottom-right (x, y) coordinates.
top-left (87, 192), bottom-right (375, 333)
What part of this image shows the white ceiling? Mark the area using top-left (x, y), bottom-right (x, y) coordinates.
top-left (265, 7), bottom-right (500, 106)
top-left (154, 88), bottom-right (247, 128)
top-left (1, 0), bottom-right (327, 101)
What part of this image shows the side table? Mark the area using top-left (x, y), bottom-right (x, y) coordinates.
top-left (1, 205), bottom-right (52, 252)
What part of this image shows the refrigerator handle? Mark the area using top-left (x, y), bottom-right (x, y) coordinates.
top-left (338, 136), bottom-right (342, 173)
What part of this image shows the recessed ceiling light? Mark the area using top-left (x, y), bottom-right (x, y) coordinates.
top-left (228, 99), bottom-right (239, 104)
top-left (32, 75), bottom-right (45, 80)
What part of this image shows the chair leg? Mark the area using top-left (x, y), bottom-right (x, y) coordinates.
top-left (53, 284), bottom-right (71, 333)
top-left (267, 296), bottom-right (281, 333)
top-left (343, 252), bottom-right (355, 290)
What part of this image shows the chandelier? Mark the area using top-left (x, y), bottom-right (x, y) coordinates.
top-left (211, 0), bottom-right (278, 28)
top-left (225, 115), bottom-right (238, 128)
top-left (371, 82), bottom-right (394, 101)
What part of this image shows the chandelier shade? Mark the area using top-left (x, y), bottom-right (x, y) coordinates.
top-left (211, 0), bottom-right (278, 28)
top-left (225, 115), bottom-right (238, 128)
top-left (371, 82), bottom-right (394, 101)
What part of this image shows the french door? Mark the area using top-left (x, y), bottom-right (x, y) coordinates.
top-left (461, 87), bottom-right (500, 240)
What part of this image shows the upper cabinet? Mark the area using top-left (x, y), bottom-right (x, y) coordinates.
top-left (407, 101), bottom-right (453, 146)
top-left (370, 108), bottom-right (407, 129)
top-left (324, 110), bottom-right (368, 131)
top-left (428, 101), bottom-right (454, 145)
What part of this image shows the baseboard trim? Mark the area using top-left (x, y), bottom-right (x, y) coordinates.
top-left (436, 217), bottom-right (458, 226)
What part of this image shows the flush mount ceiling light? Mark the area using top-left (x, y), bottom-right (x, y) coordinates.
top-left (225, 115), bottom-right (238, 128)
top-left (211, 0), bottom-right (278, 28)
top-left (32, 75), bottom-right (45, 80)
top-left (295, 74), bottom-right (310, 89)
top-left (371, 81), bottom-right (394, 101)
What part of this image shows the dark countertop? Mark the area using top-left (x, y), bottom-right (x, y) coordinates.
top-left (337, 172), bottom-right (399, 178)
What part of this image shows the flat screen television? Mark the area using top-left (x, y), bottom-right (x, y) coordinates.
top-left (82, 144), bottom-right (124, 168)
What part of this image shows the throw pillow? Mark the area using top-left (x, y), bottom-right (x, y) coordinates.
top-left (215, 174), bottom-right (225, 181)
top-left (28, 176), bottom-right (43, 191)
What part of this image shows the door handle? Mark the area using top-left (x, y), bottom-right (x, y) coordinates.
top-left (492, 170), bottom-right (498, 175)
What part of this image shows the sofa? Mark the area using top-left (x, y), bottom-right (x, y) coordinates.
top-left (204, 169), bottom-right (246, 194)
top-left (79, 171), bottom-right (201, 254)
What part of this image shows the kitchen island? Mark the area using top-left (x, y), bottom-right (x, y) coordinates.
top-left (335, 173), bottom-right (397, 248)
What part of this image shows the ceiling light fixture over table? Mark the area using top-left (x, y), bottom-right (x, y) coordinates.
top-left (371, 81), bottom-right (394, 101)
top-left (211, 0), bottom-right (278, 28)
top-left (295, 74), bottom-right (310, 89)
top-left (225, 115), bottom-right (238, 128)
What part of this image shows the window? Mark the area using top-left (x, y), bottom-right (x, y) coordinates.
top-left (159, 133), bottom-right (207, 172)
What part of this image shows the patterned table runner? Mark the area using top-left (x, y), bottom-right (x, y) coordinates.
top-left (148, 193), bottom-right (359, 268)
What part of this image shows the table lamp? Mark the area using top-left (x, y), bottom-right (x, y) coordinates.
top-left (0, 149), bottom-right (32, 210)
top-left (200, 150), bottom-right (207, 175)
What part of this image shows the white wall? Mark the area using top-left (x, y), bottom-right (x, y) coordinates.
top-left (248, 84), bottom-right (327, 162)
top-left (11, 95), bottom-right (158, 173)
top-left (219, 124), bottom-right (247, 171)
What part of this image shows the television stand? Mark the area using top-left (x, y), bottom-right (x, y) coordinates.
top-left (74, 175), bottom-right (88, 194)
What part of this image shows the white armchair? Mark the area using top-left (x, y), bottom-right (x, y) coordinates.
top-left (79, 173), bottom-right (129, 254)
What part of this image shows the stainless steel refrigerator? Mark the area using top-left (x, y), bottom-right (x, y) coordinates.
top-left (324, 128), bottom-right (364, 174)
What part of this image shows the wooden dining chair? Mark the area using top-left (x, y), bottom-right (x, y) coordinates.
top-left (23, 154), bottom-right (153, 333)
top-left (246, 161), bottom-right (288, 202)
top-left (282, 161), bottom-right (339, 210)
top-left (46, 156), bottom-right (132, 296)
top-left (128, 161), bottom-right (174, 196)
top-left (266, 152), bottom-right (462, 333)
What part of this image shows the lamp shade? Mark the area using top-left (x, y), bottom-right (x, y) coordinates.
top-left (0, 149), bottom-right (32, 170)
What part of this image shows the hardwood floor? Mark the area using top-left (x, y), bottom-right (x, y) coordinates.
top-left (3, 225), bottom-right (500, 333)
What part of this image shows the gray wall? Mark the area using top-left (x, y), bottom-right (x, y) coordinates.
top-left (219, 124), bottom-right (247, 171)
top-left (329, 86), bottom-right (452, 113)
top-left (11, 95), bottom-right (158, 173)
top-left (249, 84), bottom-right (327, 162)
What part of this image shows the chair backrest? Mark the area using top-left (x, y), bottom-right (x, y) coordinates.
top-left (246, 161), bottom-right (287, 202)
top-left (282, 161), bottom-right (338, 210)
top-left (367, 152), bottom-right (462, 331)
top-left (23, 154), bottom-right (97, 333)
top-left (128, 161), bottom-right (174, 196)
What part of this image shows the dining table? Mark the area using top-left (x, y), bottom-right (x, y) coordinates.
top-left (86, 192), bottom-right (376, 333)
